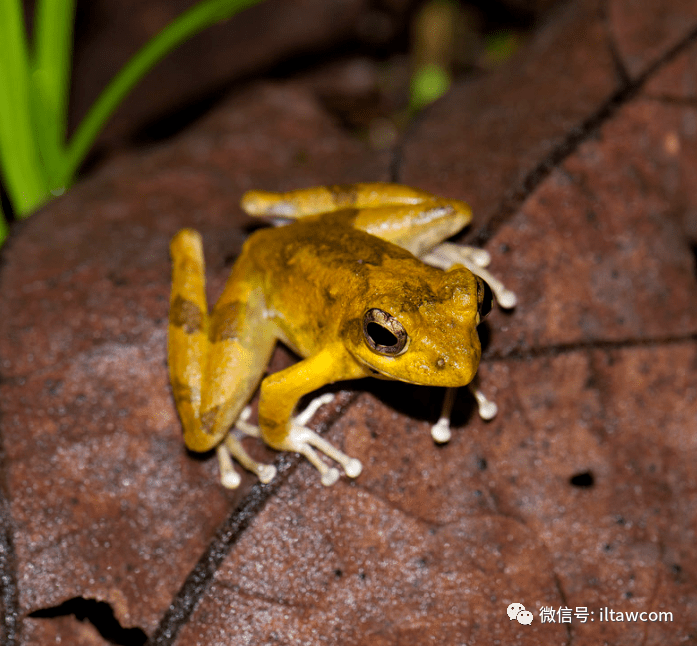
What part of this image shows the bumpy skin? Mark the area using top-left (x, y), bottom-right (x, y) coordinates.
top-left (168, 183), bottom-right (492, 485)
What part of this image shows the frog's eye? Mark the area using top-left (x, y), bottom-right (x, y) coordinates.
top-left (363, 308), bottom-right (409, 356)
top-left (476, 277), bottom-right (494, 323)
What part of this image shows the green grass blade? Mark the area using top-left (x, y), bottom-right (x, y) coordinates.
top-left (0, 0), bottom-right (50, 215)
top-left (0, 203), bottom-right (8, 245)
top-left (32, 0), bottom-right (76, 188)
top-left (61, 0), bottom-right (264, 185)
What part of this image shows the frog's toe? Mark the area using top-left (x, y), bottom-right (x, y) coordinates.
top-left (431, 387), bottom-right (457, 443)
top-left (217, 431), bottom-right (277, 488)
top-left (284, 422), bottom-right (362, 486)
top-left (466, 247), bottom-right (491, 268)
top-left (467, 262), bottom-right (517, 309)
top-left (216, 444), bottom-right (242, 489)
top-left (469, 384), bottom-right (498, 420)
top-left (422, 242), bottom-right (517, 309)
top-left (295, 393), bottom-right (362, 483)
top-left (295, 392), bottom-right (335, 425)
top-left (431, 384), bottom-right (498, 444)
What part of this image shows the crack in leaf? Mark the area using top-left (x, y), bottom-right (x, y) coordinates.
top-left (470, 23), bottom-right (697, 248)
top-left (29, 597), bottom-right (147, 646)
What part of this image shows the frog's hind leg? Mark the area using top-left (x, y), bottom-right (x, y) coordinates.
top-left (240, 183), bottom-right (440, 219)
top-left (168, 229), bottom-right (277, 488)
top-left (168, 229), bottom-right (210, 450)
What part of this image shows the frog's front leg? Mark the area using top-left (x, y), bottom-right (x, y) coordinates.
top-left (258, 347), bottom-right (366, 486)
top-left (168, 229), bottom-right (278, 488)
top-left (431, 381), bottom-right (498, 444)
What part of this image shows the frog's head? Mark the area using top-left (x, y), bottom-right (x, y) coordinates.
top-left (344, 266), bottom-right (493, 387)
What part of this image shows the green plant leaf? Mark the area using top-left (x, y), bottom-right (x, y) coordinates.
top-left (0, 0), bottom-right (265, 244)
top-left (0, 0), bottom-right (50, 215)
top-left (410, 63), bottom-right (451, 111)
top-left (32, 0), bottom-right (76, 190)
top-left (0, 203), bottom-right (8, 245)
top-left (62, 0), bottom-right (263, 186)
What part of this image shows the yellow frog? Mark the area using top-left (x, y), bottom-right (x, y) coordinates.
top-left (168, 183), bottom-right (515, 488)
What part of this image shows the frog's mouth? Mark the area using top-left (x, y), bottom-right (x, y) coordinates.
top-left (356, 355), bottom-right (478, 388)
top-left (363, 364), bottom-right (392, 380)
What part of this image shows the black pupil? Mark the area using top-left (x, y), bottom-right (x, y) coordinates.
top-left (366, 322), bottom-right (398, 347)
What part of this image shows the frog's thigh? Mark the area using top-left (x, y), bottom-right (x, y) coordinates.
top-left (241, 183), bottom-right (438, 218)
top-left (350, 200), bottom-right (471, 257)
top-left (198, 279), bottom-right (277, 452)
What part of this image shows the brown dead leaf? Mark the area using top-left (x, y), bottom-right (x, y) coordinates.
top-left (1, 0), bottom-right (696, 644)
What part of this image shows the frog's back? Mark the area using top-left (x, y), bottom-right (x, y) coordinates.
top-left (244, 211), bottom-right (433, 354)
top-left (255, 209), bottom-right (412, 260)
top-left (248, 211), bottom-right (420, 283)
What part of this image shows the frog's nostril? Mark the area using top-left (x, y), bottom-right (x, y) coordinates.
top-left (436, 357), bottom-right (446, 369)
